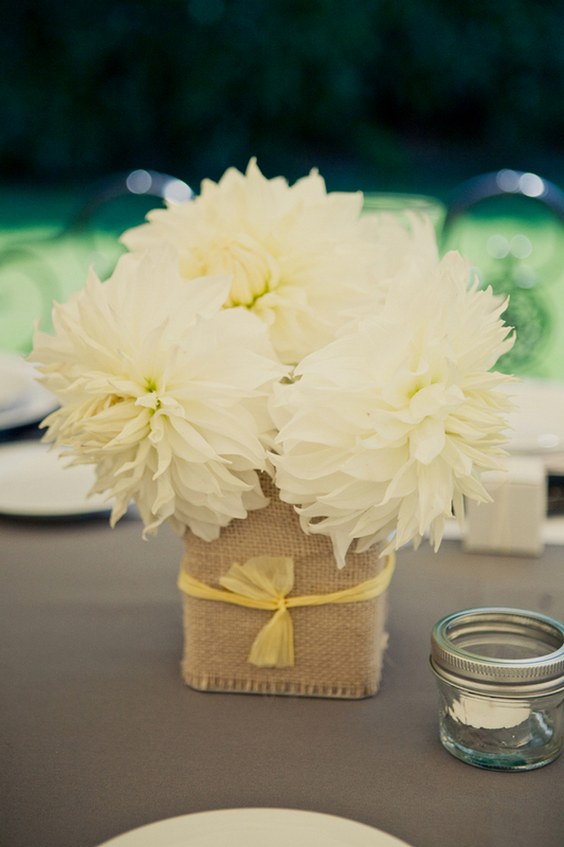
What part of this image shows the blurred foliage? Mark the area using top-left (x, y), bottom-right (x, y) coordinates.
top-left (2, 0), bottom-right (564, 188)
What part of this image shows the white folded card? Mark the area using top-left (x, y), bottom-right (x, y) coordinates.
top-left (464, 456), bottom-right (546, 557)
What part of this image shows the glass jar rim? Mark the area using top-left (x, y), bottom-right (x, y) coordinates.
top-left (430, 607), bottom-right (564, 696)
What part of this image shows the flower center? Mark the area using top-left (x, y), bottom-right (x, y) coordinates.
top-left (143, 377), bottom-right (161, 410)
top-left (195, 233), bottom-right (280, 308)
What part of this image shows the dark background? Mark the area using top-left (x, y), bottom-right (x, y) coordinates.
top-left (2, 0), bottom-right (564, 195)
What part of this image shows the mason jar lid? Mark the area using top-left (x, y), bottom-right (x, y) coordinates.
top-left (430, 607), bottom-right (564, 696)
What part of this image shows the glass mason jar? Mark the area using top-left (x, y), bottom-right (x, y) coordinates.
top-left (361, 192), bottom-right (446, 234)
top-left (430, 608), bottom-right (564, 771)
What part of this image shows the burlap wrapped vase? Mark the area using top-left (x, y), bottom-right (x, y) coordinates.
top-left (178, 475), bottom-right (395, 698)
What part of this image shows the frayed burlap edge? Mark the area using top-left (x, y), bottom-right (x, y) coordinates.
top-left (179, 475), bottom-right (390, 699)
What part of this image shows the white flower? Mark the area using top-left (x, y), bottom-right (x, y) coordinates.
top-left (359, 209), bottom-right (439, 284)
top-left (30, 250), bottom-right (287, 540)
top-left (121, 158), bottom-right (381, 364)
top-left (270, 250), bottom-right (515, 567)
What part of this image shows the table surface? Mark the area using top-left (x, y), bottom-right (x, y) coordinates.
top-left (1, 510), bottom-right (563, 847)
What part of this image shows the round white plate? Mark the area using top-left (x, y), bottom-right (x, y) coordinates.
top-left (0, 441), bottom-right (112, 517)
top-left (0, 353), bottom-right (58, 431)
top-left (503, 379), bottom-right (564, 456)
top-left (97, 809), bottom-right (413, 847)
top-left (0, 356), bottom-right (32, 411)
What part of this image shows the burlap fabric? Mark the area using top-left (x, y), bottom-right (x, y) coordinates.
top-left (179, 475), bottom-right (390, 698)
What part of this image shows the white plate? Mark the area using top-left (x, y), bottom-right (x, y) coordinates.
top-left (97, 809), bottom-right (413, 847)
top-left (0, 355), bottom-right (32, 411)
top-left (0, 441), bottom-right (112, 517)
top-left (0, 353), bottom-right (58, 431)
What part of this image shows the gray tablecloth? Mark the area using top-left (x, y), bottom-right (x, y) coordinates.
top-left (1, 514), bottom-right (563, 847)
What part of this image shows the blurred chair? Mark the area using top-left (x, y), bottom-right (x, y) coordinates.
top-left (64, 168), bottom-right (193, 233)
top-left (62, 168), bottom-right (194, 282)
top-left (442, 169), bottom-right (564, 231)
top-left (0, 169), bottom-right (193, 354)
top-left (440, 169), bottom-right (564, 380)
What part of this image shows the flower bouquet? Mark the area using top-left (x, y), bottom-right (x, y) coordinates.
top-left (30, 161), bottom-right (514, 698)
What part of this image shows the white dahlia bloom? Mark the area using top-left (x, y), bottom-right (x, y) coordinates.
top-left (359, 209), bottom-right (439, 287)
top-left (270, 250), bottom-right (515, 567)
top-left (30, 250), bottom-right (287, 540)
top-left (121, 158), bottom-right (381, 364)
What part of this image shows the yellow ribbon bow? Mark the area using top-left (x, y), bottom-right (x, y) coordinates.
top-left (179, 553), bottom-right (395, 669)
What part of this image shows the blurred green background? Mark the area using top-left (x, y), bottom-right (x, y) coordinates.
top-left (2, 0), bottom-right (564, 192)
top-left (2, 0), bottom-right (564, 379)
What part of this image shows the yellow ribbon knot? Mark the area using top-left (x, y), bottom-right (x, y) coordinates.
top-left (178, 553), bottom-right (395, 669)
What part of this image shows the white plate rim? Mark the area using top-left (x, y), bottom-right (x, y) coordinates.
top-left (0, 441), bottom-right (112, 517)
top-left (0, 353), bottom-right (57, 431)
top-left (96, 808), bottom-right (413, 847)
top-left (0, 360), bottom-right (31, 411)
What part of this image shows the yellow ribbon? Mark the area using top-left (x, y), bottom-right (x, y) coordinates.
top-left (178, 553), bottom-right (395, 669)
